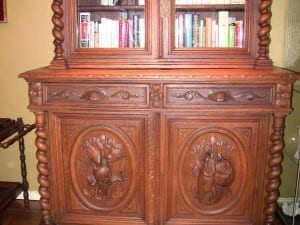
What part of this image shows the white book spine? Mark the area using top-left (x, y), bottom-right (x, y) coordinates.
top-left (218, 11), bottom-right (229, 47)
top-left (139, 18), bottom-right (145, 48)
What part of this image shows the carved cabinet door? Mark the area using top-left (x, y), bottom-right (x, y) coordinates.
top-left (162, 113), bottom-right (270, 225)
top-left (48, 112), bottom-right (154, 225)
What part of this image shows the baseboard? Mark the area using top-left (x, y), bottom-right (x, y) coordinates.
top-left (278, 197), bottom-right (295, 204)
top-left (17, 190), bottom-right (40, 201)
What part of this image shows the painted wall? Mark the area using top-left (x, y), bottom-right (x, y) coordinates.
top-left (0, 0), bottom-right (298, 198)
top-left (0, 0), bottom-right (53, 193)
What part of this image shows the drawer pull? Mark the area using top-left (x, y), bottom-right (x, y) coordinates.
top-left (81, 91), bottom-right (107, 102)
top-left (176, 90), bottom-right (233, 102)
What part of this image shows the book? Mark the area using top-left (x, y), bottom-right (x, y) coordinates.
top-left (205, 17), bottom-right (212, 47)
top-left (184, 13), bottom-right (193, 47)
top-left (228, 23), bottom-right (235, 47)
top-left (89, 21), bottom-right (95, 48)
top-left (139, 18), bottom-right (145, 48)
top-left (192, 14), bottom-right (199, 47)
top-left (218, 11), bottom-right (229, 47)
top-left (235, 20), bottom-right (244, 48)
top-left (133, 15), bottom-right (139, 47)
top-left (119, 10), bottom-right (129, 47)
top-left (178, 13), bottom-right (184, 47)
top-left (79, 12), bottom-right (91, 48)
top-left (198, 19), bottom-right (205, 47)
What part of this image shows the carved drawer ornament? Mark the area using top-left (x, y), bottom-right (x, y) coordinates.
top-left (49, 88), bottom-right (140, 102)
top-left (175, 90), bottom-right (264, 102)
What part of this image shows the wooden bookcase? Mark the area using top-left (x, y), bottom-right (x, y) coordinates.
top-left (20, 0), bottom-right (299, 225)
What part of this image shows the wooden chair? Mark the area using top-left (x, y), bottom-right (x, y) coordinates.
top-left (0, 118), bottom-right (35, 224)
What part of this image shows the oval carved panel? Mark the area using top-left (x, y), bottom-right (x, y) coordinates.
top-left (178, 129), bottom-right (247, 215)
top-left (70, 125), bottom-right (136, 211)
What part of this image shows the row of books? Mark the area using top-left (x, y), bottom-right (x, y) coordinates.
top-left (100, 0), bottom-right (145, 6)
top-left (79, 12), bottom-right (145, 48)
top-left (176, 0), bottom-right (245, 4)
top-left (175, 11), bottom-right (244, 48)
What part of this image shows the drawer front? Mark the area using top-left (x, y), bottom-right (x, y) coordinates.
top-left (44, 83), bottom-right (149, 108)
top-left (165, 84), bottom-right (273, 108)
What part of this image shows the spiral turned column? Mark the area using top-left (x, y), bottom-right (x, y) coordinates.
top-left (255, 0), bottom-right (273, 69)
top-left (264, 114), bottom-right (285, 225)
top-left (49, 0), bottom-right (66, 69)
top-left (35, 112), bottom-right (53, 225)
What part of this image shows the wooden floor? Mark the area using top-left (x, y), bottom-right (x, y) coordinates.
top-left (2, 200), bottom-right (41, 225)
top-left (1, 200), bottom-right (284, 225)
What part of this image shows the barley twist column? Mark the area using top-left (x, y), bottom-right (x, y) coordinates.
top-left (264, 114), bottom-right (285, 225)
top-left (50, 0), bottom-right (66, 69)
top-left (256, 0), bottom-right (273, 68)
top-left (35, 112), bottom-right (52, 225)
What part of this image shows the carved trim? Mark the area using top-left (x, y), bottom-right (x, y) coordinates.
top-left (35, 112), bottom-right (53, 225)
top-left (29, 82), bottom-right (43, 106)
top-left (111, 90), bottom-right (139, 100)
top-left (49, 0), bottom-right (66, 69)
top-left (150, 84), bottom-right (163, 108)
top-left (275, 84), bottom-right (292, 109)
top-left (146, 113), bottom-right (159, 224)
top-left (264, 114), bottom-right (285, 225)
top-left (175, 90), bottom-right (265, 102)
top-left (49, 89), bottom-right (141, 102)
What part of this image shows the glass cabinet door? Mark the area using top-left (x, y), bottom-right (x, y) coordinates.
top-left (174, 0), bottom-right (245, 49)
top-left (57, 0), bottom-right (159, 69)
top-left (77, 0), bottom-right (146, 49)
top-left (162, 0), bottom-right (257, 68)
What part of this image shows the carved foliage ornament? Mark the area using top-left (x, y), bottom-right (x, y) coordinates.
top-left (178, 131), bottom-right (247, 214)
top-left (70, 128), bottom-right (135, 210)
top-left (29, 82), bottom-right (42, 105)
top-left (50, 89), bottom-right (139, 102)
top-left (175, 90), bottom-right (265, 102)
top-left (82, 135), bottom-right (128, 201)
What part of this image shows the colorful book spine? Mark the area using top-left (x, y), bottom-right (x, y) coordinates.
top-left (79, 12), bottom-right (91, 48)
top-left (184, 13), bottom-right (193, 47)
top-left (228, 23), bottom-right (235, 48)
top-left (119, 10), bottom-right (129, 48)
top-left (235, 20), bottom-right (244, 48)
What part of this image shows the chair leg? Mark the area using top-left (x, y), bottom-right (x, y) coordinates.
top-left (17, 118), bottom-right (29, 201)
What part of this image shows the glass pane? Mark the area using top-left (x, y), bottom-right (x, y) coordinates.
top-left (174, 0), bottom-right (245, 48)
top-left (77, 0), bottom-right (145, 48)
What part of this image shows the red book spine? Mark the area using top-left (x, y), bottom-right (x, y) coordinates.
top-left (119, 11), bottom-right (129, 48)
top-left (235, 20), bottom-right (244, 48)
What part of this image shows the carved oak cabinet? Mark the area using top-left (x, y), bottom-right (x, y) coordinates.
top-left (20, 0), bottom-right (299, 225)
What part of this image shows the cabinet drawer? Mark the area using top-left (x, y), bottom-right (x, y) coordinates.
top-left (164, 84), bottom-right (273, 108)
top-left (45, 83), bottom-right (149, 108)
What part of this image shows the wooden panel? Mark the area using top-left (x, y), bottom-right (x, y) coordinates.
top-left (163, 114), bottom-right (269, 225)
top-left (49, 113), bottom-right (150, 225)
